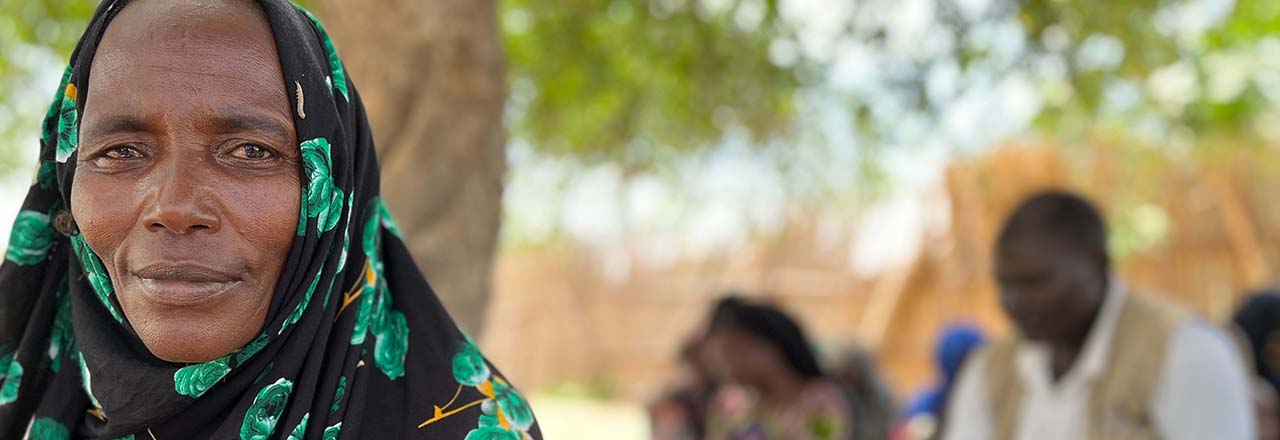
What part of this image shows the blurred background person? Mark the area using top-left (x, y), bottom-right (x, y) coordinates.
top-left (894, 324), bottom-right (986, 440)
top-left (829, 343), bottom-right (897, 440)
top-left (705, 298), bottom-right (853, 440)
top-left (649, 335), bottom-right (722, 439)
top-left (1234, 290), bottom-right (1280, 440)
top-left (650, 295), bottom-right (748, 440)
top-left (943, 191), bottom-right (1255, 440)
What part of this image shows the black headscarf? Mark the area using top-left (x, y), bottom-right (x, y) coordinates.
top-left (0, 1), bottom-right (540, 438)
top-left (710, 297), bottom-right (824, 379)
top-left (1235, 290), bottom-right (1280, 398)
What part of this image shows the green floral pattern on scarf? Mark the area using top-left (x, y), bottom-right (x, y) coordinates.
top-left (0, 352), bottom-right (21, 405)
top-left (174, 333), bottom-right (268, 398)
top-left (331, 376), bottom-right (346, 414)
top-left (492, 378), bottom-right (535, 431)
top-left (298, 137), bottom-right (344, 235)
top-left (27, 417), bottom-right (69, 440)
top-left (37, 161), bottom-right (57, 190)
top-left (465, 398), bottom-right (524, 440)
top-left (70, 234), bottom-right (124, 323)
top-left (77, 352), bottom-right (101, 409)
top-left (240, 377), bottom-right (294, 440)
top-left (372, 307), bottom-right (409, 380)
top-left (53, 83), bottom-right (78, 163)
top-left (349, 198), bottom-right (409, 380)
top-left (349, 275), bottom-right (376, 345)
top-left (323, 422), bottom-right (342, 440)
top-left (48, 278), bottom-right (74, 372)
top-left (174, 357), bottom-right (231, 398)
top-left (235, 333), bottom-right (269, 365)
top-left (330, 193), bottom-right (355, 306)
top-left (439, 339), bottom-right (537, 438)
top-left (282, 270), bottom-right (322, 334)
top-left (6, 210), bottom-right (54, 266)
top-left (465, 426), bottom-right (522, 440)
top-left (452, 338), bottom-right (491, 387)
top-left (286, 412), bottom-right (309, 440)
top-left (41, 66), bottom-right (72, 149)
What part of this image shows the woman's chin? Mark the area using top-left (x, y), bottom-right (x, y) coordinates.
top-left (129, 311), bottom-right (264, 364)
top-left (119, 284), bottom-right (269, 363)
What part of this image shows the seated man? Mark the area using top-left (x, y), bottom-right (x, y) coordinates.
top-left (943, 191), bottom-right (1254, 440)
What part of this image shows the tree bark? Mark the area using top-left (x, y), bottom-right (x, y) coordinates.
top-left (313, 0), bottom-right (507, 336)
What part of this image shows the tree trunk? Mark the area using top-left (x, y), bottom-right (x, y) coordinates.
top-left (313, 0), bottom-right (506, 336)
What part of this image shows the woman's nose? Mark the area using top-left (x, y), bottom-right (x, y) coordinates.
top-left (140, 158), bottom-right (221, 235)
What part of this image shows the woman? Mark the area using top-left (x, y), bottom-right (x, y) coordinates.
top-left (704, 298), bottom-right (852, 440)
top-left (0, 0), bottom-right (539, 438)
top-left (649, 296), bottom-right (744, 440)
top-left (649, 336), bottom-right (718, 440)
top-left (1234, 291), bottom-right (1280, 440)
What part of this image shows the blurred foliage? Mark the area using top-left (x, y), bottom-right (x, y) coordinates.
top-left (504, 0), bottom-right (1280, 166)
top-left (0, 0), bottom-right (98, 174)
top-left (1013, 0), bottom-right (1280, 142)
top-left (503, 0), bottom-right (803, 173)
top-left (1024, 0), bottom-right (1278, 147)
top-left (2, 0), bottom-right (1277, 179)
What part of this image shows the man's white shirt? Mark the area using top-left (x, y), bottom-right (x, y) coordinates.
top-left (943, 284), bottom-right (1255, 440)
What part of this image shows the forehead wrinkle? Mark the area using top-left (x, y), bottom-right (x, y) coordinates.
top-left (85, 62), bottom-right (289, 117)
top-left (140, 61), bottom-right (276, 86)
top-left (94, 31), bottom-right (282, 82)
top-left (91, 0), bottom-right (282, 88)
top-left (87, 40), bottom-right (288, 116)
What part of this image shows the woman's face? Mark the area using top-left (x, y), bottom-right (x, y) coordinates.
top-left (713, 328), bottom-right (789, 387)
top-left (72, 0), bottom-right (300, 363)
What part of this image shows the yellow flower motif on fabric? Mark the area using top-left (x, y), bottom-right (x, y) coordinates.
top-left (346, 198), bottom-right (409, 380)
top-left (419, 339), bottom-right (535, 437)
top-left (54, 83), bottom-right (78, 163)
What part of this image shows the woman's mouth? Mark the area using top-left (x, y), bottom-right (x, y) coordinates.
top-left (132, 263), bottom-right (243, 307)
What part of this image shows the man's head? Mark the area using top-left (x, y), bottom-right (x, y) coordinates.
top-left (994, 191), bottom-right (1110, 345)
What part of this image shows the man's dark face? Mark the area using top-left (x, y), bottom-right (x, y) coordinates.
top-left (995, 234), bottom-right (1107, 344)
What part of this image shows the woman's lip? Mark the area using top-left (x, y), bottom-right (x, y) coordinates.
top-left (130, 264), bottom-right (243, 307)
top-left (133, 264), bottom-right (241, 283)
top-left (134, 276), bottom-right (241, 307)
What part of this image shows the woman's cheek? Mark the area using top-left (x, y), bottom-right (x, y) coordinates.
top-left (228, 173), bottom-right (299, 241)
top-left (69, 172), bottom-right (135, 261)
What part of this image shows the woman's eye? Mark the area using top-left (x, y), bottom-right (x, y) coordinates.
top-left (104, 145), bottom-right (143, 160)
top-left (231, 144), bottom-right (275, 160)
